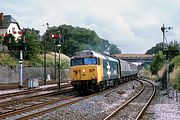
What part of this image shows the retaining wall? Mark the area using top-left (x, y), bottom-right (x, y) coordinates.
top-left (0, 66), bottom-right (70, 83)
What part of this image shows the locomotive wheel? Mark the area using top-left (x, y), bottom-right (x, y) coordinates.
top-left (114, 79), bottom-right (118, 86)
top-left (91, 84), bottom-right (97, 93)
top-left (78, 89), bottom-right (90, 95)
top-left (103, 81), bottom-right (107, 90)
top-left (97, 82), bottom-right (104, 91)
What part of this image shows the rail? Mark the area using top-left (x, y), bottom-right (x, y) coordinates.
top-left (103, 78), bottom-right (156, 120)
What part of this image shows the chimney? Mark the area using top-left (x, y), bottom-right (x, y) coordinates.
top-left (0, 12), bottom-right (4, 26)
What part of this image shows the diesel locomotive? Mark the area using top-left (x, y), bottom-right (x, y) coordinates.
top-left (70, 50), bottom-right (138, 94)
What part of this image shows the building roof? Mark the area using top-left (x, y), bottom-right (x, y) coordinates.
top-left (0, 15), bottom-right (20, 29)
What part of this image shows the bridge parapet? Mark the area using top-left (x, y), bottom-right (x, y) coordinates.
top-left (112, 54), bottom-right (154, 63)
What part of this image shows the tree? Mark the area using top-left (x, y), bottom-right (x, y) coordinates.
top-left (7, 30), bottom-right (42, 65)
top-left (150, 51), bottom-right (165, 74)
top-left (23, 31), bottom-right (42, 61)
top-left (61, 38), bottom-right (82, 57)
top-left (42, 24), bottom-right (121, 56)
top-left (167, 40), bottom-right (180, 59)
top-left (109, 44), bottom-right (122, 55)
top-left (2, 34), bottom-right (16, 46)
top-left (146, 42), bottom-right (164, 54)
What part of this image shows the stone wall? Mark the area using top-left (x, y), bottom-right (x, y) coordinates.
top-left (0, 66), bottom-right (70, 83)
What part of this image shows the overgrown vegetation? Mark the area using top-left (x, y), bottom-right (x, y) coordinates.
top-left (150, 51), bottom-right (165, 74)
top-left (170, 56), bottom-right (180, 90)
top-left (147, 41), bottom-right (180, 90)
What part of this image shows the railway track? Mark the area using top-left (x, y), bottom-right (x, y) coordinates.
top-left (0, 79), bottom-right (148, 120)
top-left (7, 81), bottom-right (128, 120)
top-left (103, 78), bottom-right (156, 120)
top-left (0, 82), bottom-right (71, 100)
top-left (0, 87), bottom-right (75, 119)
top-left (0, 86), bottom-right (74, 108)
top-left (0, 80), bottom-right (70, 90)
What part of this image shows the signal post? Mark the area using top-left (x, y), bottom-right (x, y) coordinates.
top-left (50, 33), bottom-right (63, 90)
top-left (2, 31), bottom-right (27, 89)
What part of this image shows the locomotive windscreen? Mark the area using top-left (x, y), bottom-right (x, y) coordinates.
top-left (71, 57), bottom-right (97, 66)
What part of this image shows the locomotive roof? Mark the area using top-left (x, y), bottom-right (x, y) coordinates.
top-left (104, 56), bottom-right (118, 62)
top-left (72, 50), bottom-right (118, 62)
top-left (72, 50), bottom-right (102, 58)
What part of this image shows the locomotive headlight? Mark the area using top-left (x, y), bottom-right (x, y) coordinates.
top-left (82, 69), bottom-right (86, 73)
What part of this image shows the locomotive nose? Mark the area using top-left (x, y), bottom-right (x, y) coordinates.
top-left (70, 66), bottom-right (97, 81)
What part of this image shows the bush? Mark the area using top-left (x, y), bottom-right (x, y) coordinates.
top-left (171, 67), bottom-right (180, 91)
top-left (150, 51), bottom-right (165, 74)
top-left (170, 55), bottom-right (180, 66)
top-left (169, 55), bottom-right (180, 90)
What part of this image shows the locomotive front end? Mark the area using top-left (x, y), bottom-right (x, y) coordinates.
top-left (70, 50), bottom-right (103, 93)
top-left (70, 58), bottom-right (98, 83)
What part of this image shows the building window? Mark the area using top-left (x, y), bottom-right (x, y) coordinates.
top-left (12, 27), bottom-right (16, 34)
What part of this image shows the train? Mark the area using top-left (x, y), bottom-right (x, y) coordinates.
top-left (70, 50), bottom-right (138, 94)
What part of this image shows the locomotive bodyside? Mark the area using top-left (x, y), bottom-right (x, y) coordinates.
top-left (102, 56), bottom-right (120, 87)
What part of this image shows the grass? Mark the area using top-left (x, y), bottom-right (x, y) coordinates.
top-left (170, 55), bottom-right (180, 90)
top-left (148, 55), bottom-right (180, 90)
top-left (39, 52), bottom-right (70, 68)
top-left (170, 67), bottom-right (180, 91)
top-left (0, 53), bottom-right (18, 66)
top-left (0, 52), bottom-right (70, 68)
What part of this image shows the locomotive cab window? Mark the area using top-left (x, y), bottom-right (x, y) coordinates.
top-left (71, 57), bottom-right (97, 66)
top-left (84, 57), bottom-right (97, 65)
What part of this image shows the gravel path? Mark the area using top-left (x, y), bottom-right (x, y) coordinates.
top-left (147, 89), bottom-right (180, 120)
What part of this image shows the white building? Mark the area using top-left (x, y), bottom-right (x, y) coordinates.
top-left (0, 12), bottom-right (21, 39)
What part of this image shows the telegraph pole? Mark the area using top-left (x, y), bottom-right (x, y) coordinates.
top-left (160, 24), bottom-right (173, 91)
top-left (58, 31), bottom-right (63, 90)
top-left (58, 44), bottom-right (61, 90)
top-left (54, 43), bottom-right (57, 81)
top-left (44, 23), bottom-right (49, 85)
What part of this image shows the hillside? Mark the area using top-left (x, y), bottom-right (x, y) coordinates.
top-left (0, 52), bottom-right (70, 68)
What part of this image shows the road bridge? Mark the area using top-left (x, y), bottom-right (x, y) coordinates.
top-left (112, 54), bottom-right (154, 63)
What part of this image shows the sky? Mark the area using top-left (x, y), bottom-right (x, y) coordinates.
top-left (1, 0), bottom-right (180, 54)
